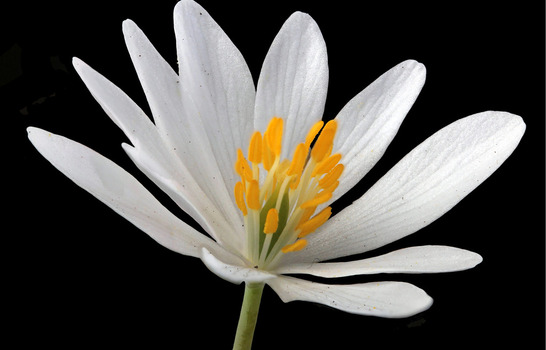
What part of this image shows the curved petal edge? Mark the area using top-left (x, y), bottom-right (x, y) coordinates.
top-left (268, 276), bottom-right (433, 318)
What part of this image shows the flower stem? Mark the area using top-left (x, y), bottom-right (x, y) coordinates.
top-left (233, 282), bottom-right (265, 350)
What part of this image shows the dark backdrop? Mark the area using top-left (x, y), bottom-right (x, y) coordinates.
top-left (6, 1), bottom-right (544, 348)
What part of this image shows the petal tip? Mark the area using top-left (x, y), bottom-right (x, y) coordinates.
top-left (26, 126), bottom-right (48, 144)
top-left (72, 56), bottom-right (83, 68)
top-left (392, 285), bottom-right (433, 318)
top-left (401, 59), bottom-right (427, 78)
top-left (174, 0), bottom-right (203, 17)
top-left (72, 57), bottom-right (89, 76)
top-left (471, 252), bottom-right (484, 268)
top-left (122, 19), bottom-right (137, 33)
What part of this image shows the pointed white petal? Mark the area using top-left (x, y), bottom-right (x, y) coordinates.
top-left (200, 248), bottom-right (277, 285)
top-left (268, 276), bottom-right (433, 318)
top-left (125, 16), bottom-right (245, 246)
top-left (122, 19), bottom-right (182, 141)
top-left (332, 60), bottom-right (426, 202)
top-left (275, 246), bottom-right (482, 277)
top-left (294, 111), bottom-right (525, 262)
top-left (174, 0), bottom-right (255, 201)
top-left (254, 12), bottom-right (328, 158)
top-left (72, 57), bottom-right (167, 163)
top-left (72, 58), bottom-right (243, 251)
top-left (27, 127), bottom-right (240, 263)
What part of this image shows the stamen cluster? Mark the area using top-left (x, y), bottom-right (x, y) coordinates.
top-left (234, 117), bottom-right (343, 268)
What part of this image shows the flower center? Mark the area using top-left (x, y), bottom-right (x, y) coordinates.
top-left (233, 117), bottom-right (343, 269)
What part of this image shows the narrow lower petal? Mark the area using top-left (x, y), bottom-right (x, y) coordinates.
top-left (254, 11), bottom-right (328, 159)
top-left (331, 60), bottom-right (426, 203)
top-left (275, 246), bottom-right (482, 277)
top-left (27, 127), bottom-right (241, 265)
top-left (268, 276), bottom-right (433, 318)
top-left (293, 111), bottom-right (526, 263)
top-left (200, 248), bottom-right (277, 285)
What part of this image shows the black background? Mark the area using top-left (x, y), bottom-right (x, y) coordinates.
top-left (6, 1), bottom-right (544, 348)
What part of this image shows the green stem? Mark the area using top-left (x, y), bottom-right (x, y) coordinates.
top-left (233, 282), bottom-right (265, 350)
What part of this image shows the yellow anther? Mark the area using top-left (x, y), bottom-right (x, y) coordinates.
top-left (300, 191), bottom-right (332, 209)
top-left (318, 163), bottom-right (344, 189)
top-left (311, 119), bottom-right (337, 163)
top-left (263, 208), bottom-right (279, 234)
top-left (235, 149), bottom-right (252, 181)
top-left (282, 239), bottom-right (307, 253)
top-left (298, 206), bottom-right (332, 238)
top-left (286, 143), bottom-right (307, 176)
top-left (234, 181), bottom-right (247, 216)
top-left (312, 153), bottom-right (341, 177)
top-left (247, 180), bottom-right (260, 210)
top-left (322, 180), bottom-right (339, 194)
top-left (305, 120), bottom-right (324, 148)
top-left (265, 117), bottom-right (283, 156)
top-left (233, 116), bottom-right (343, 264)
top-left (262, 137), bottom-right (275, 171)
top-left (248, 131), bottom-right (262, 164)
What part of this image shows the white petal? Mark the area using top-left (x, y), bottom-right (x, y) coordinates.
top-left (174, 0), bottom-right (256, 201)
top-left (332, 60), bottom-right (426, 202)
top-left (121, 144), bottom-right (243, 254)
top-left (275, 246), bottom-right (482, 277)
top-left (268, 276), bottom-right (433, 318)
top-left (122, 19), bottom-right (205, 188)
top-left (200, 248), bottom-right (276, 285)
top-left (122, 20), bottom-right (182, 144)
top-left (72, 57), bottom-right (167, 165)
top-left (72, 58), bottom-right (243, 251)
top-left (254, 11), bottom-right (328, 158)
top-left (125, 13), bottom-right (247, 246)
top-left (296, 111), bottom-right (526, 262)
top-left (27, 127), bottom-right (240, 264)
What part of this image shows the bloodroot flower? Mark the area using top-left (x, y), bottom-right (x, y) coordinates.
top-left (27, 0), bottom-right (525, 348)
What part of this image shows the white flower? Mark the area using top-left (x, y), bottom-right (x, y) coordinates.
top-left (27, 0), bottom-right (525, 319)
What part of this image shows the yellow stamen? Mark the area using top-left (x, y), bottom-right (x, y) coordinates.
top-left (298, 206), bottom-right (332, 238)
top-left (282, 239), bottom-right (307, 253)
top-left (248, 131), bottom-right (262, 164)
top-left (233, 116), bottom-right (344, 266)
top-left (305, 120), bottom-right (324, 148)
top-left (311, 119), bottom-right (337, 162)
top-left (313, 153), bottom-right (341, 177)
top-left (300, 191), bottom-right (332, 209)
top-left (235, 149), bottom-right (253, 182)
top-left (234, 181), bottom-right (247, 216)
top-left (262, 137), bottom-right (275, 171)
top-left (318, 163), bottom-right (344, 189)
top-left (265, 117), bottom-right (283, 156)
top-left (263, 208), bottom-right (279, 234)
top-left (322, 180), bottom-right (339, 194)
top-left (247, 180), bottom-right (260, 210)
top-left (286, 143), bottom-right (307, 177)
